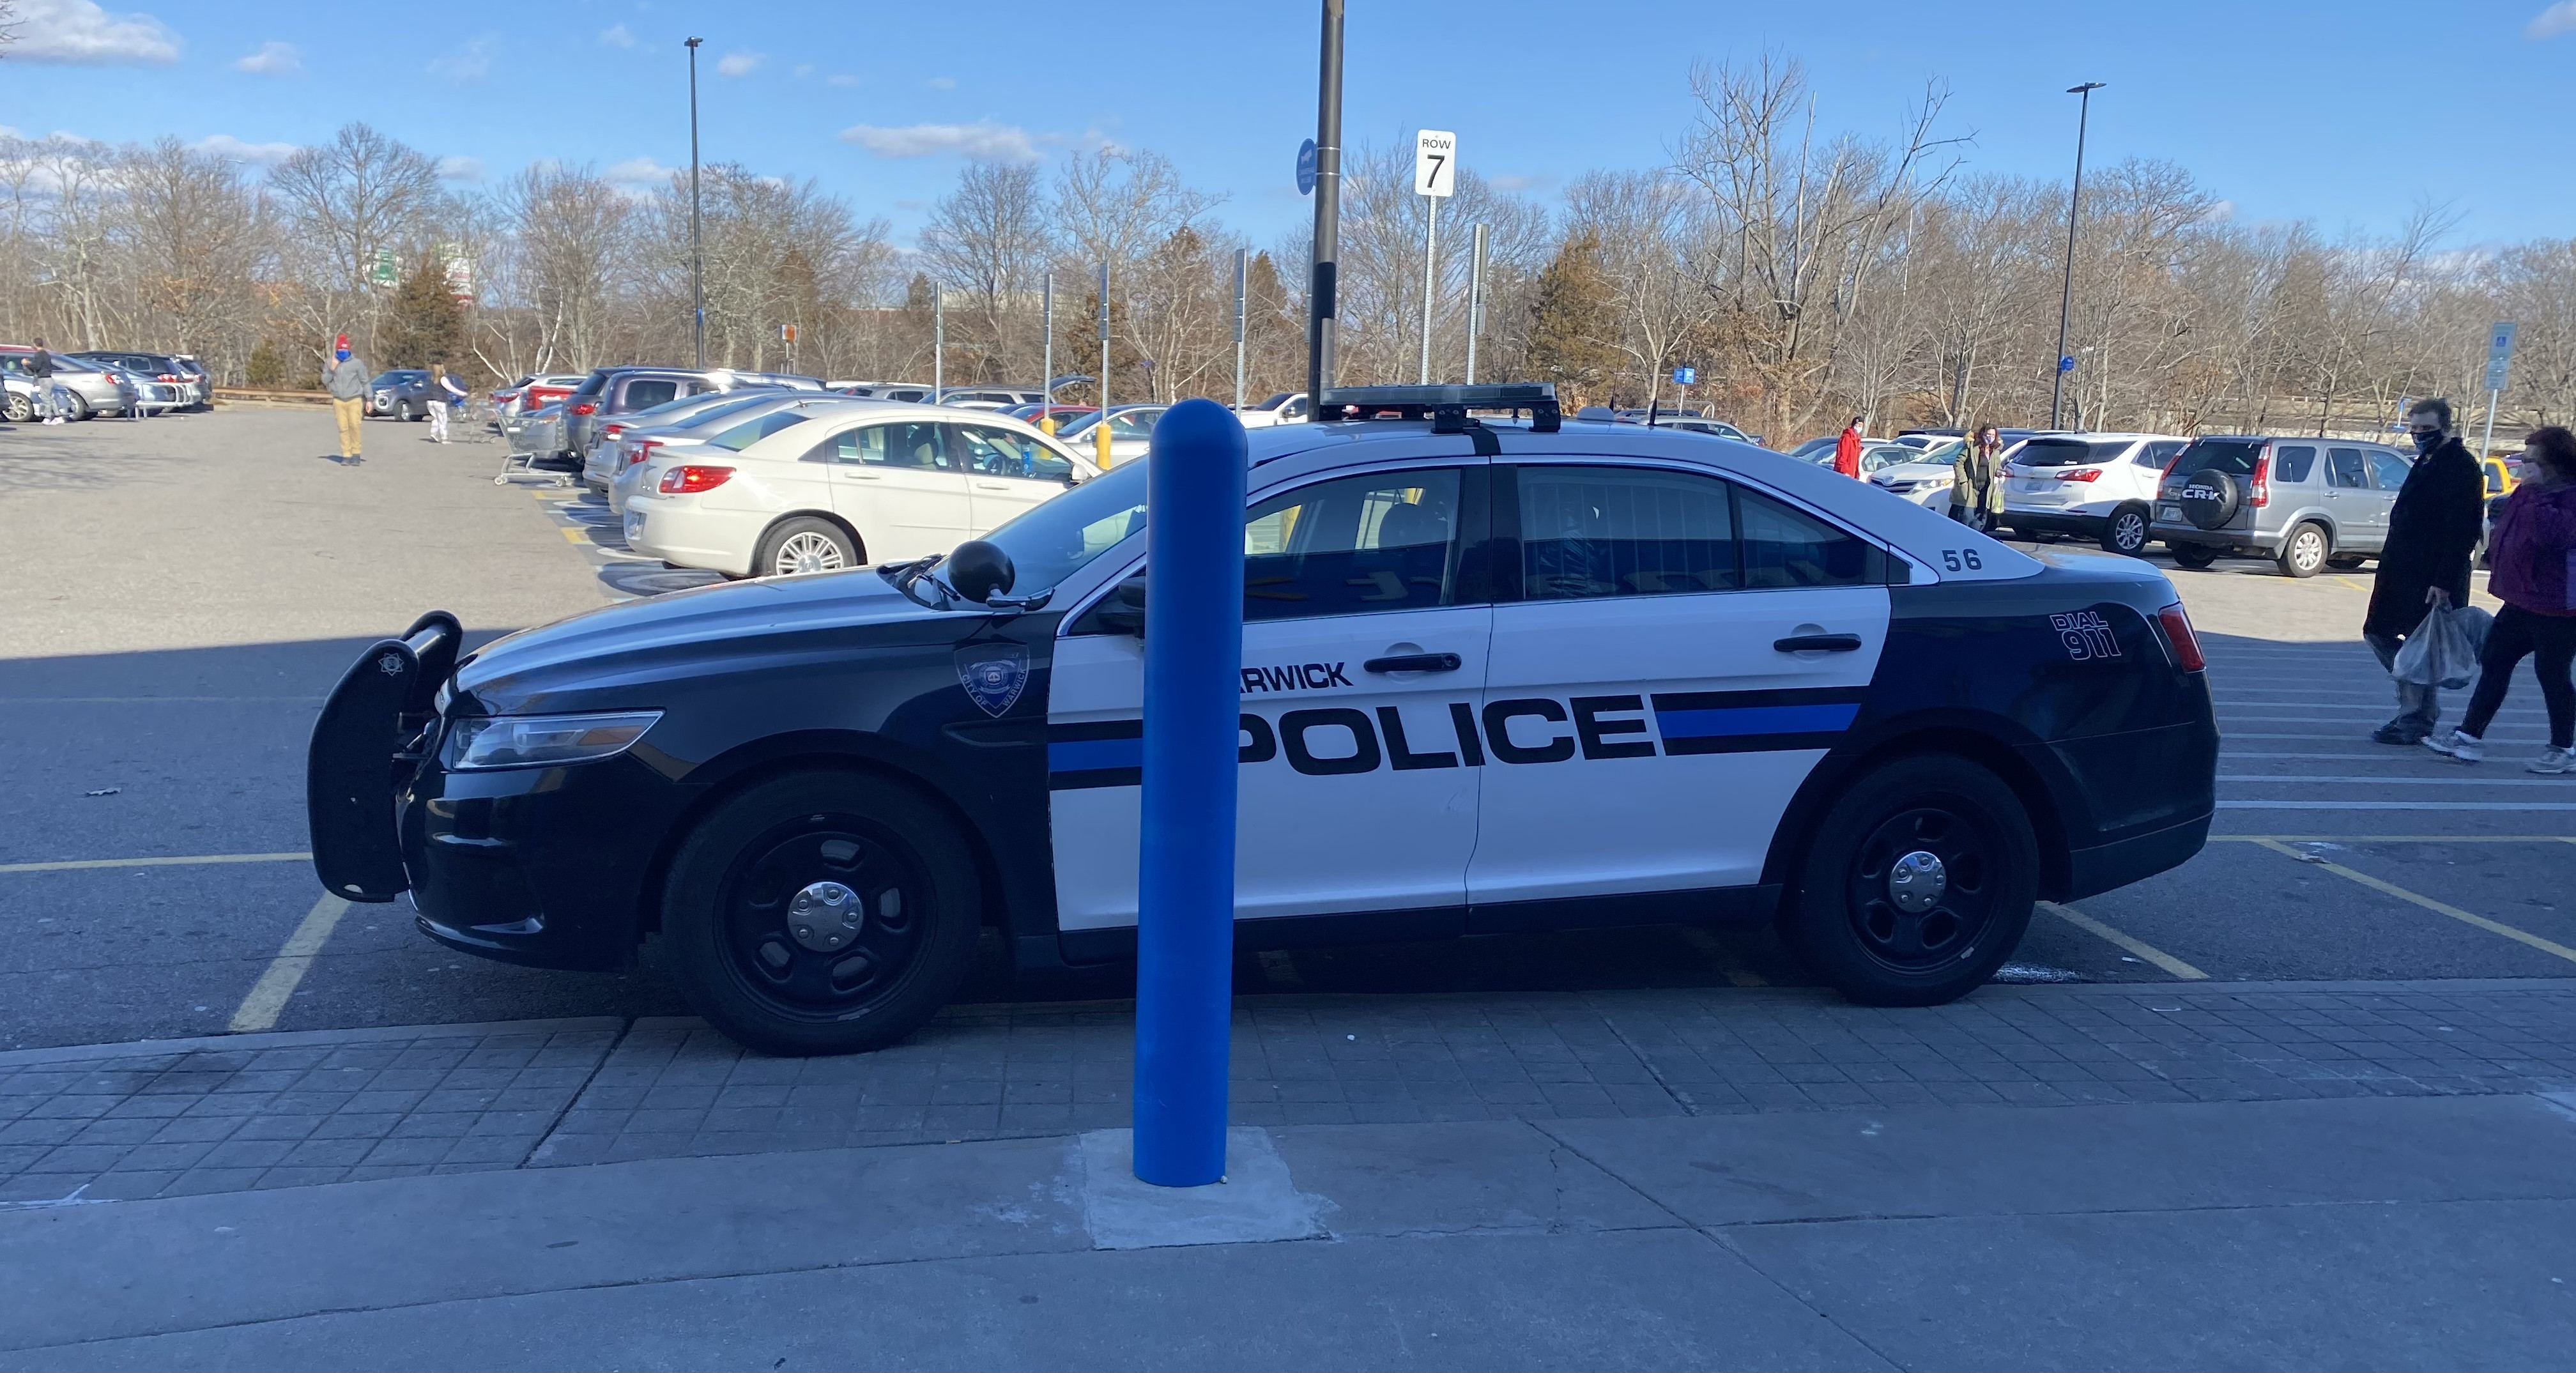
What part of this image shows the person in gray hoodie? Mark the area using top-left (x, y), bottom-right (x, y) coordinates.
top-left (324, 337), bottom-right (369, 464)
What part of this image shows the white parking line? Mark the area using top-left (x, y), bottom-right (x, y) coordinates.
top-left (2219, 800), bottom-right (2576, 810)
top-left (227, 894), bottom-right (350, 1032)
top-left (0, 851), bottom-right (310, 875)
top-left (2219, 774), bottom-right (2576, 787)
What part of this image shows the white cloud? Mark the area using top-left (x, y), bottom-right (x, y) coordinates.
top-left (2529, 1), bottom-right (2576, 37)
top-left (827, 73), bottom-right (857, 87)
top-left (603, 157), bottom-right (679, 198)
top-left (2207, 199), bottom-right (2237, 223)
top-left (13, 0), bottom-right (181, 65)
top-left (232, 40), bottom-right (300, 75)
top-left (839, 120), bottom-right (1038, 162)
top-left (438, 155), bottom-right (484, 182)
top-left (793, 63), bottom-right (813, 78)
top-left (716, 51), bottom-right (761, 77)
top-left (193, 134), bottom-right (300, 166)
top-left (599, 22), bottom-right (636, 47)
top-left (923, 75), bottom-right (956, 90)
top-left (429, 38), bottom-right (494, 83)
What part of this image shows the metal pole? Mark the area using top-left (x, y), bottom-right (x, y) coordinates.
top-left (1418, 195), bottom-right (1438, 385)
top-left (1307, 0), bottom-right (1344, 403)
top-left (1133, 398), bottom-right (1248, 1188)
top-left (2479, 389), bottom-right (2500, 463)
top-left (1233, 248), bottom-right (1248, 411)
top-left (1468, 226), bottom-right (1490, 385)
top-left (686, 38), bottom-right (705, 369)
top-left (933, 285), bottom-right (944, 399)
top-left (1039, 272), bottom-right (1054, 433)
top-left (1097, 261), bottom-right (1110, 413)
top-left (2050, 82), bottom-right (2104, 432)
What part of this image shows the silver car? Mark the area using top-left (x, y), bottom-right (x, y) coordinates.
top-left (2150, 434), bottom-right (2411, 578)
top-left (36, 353), bottom-right (136, 419)
top-left (588, 388), bottom-right (813, 497)
top-left (1050, 403), bottom-right (1167, 467)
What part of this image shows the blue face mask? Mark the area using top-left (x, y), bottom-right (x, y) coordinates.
top-left (335, 349), bottom-right (349, 362)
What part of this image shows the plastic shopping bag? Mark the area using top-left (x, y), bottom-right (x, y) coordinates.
top-left (2391, 604), bottom-right (2490, 690)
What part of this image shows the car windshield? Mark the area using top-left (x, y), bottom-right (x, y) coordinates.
top-left (670, 394), bottom-right (791, 432)
top-left (2171, 438), bottom-right (2266, 477)
top-left (1255, 393), bottom-right (1292, 409)
top-left (707, 410), bottom-right (810, 452)
top-left (2018, 438), bottom-right (2134, 466)
top-left (975, 459), bottom-right (1150, 597)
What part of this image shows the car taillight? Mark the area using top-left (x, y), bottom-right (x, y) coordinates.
top-left (624, 438), bottom-right (661, 468)
top-left (2062, 468), bottom-right (2103, 483)
top-left (2155, 601), bottom-right (2205, 673)
top-left (571, 401), bottom-right (597, 416)
top-left (602, 422), bottom-right (627, 441)
top-left (2248, 455), bottom-right (2271, 507)
top-left (659, 464), bottom-right (732, 494)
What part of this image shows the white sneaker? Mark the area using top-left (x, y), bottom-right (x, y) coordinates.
top-left (2423, 730), bottom-right (2484, 763)
top-left (2529, 747), bottom-right (2576, 775)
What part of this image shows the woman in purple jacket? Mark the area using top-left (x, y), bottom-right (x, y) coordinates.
top-left (2426, 426), bottom-right (2576, 772)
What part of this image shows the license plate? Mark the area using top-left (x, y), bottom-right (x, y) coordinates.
top-left (2158, 505), bottom-right (2180, 521)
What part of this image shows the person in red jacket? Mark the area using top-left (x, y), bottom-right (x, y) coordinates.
top-left (1833, 417), bottom-right (1864, 478)
top-left (2425, 425), bottom-right (2576, 773)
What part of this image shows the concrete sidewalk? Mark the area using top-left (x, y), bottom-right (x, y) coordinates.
top-left (3, 1091), bottom-right (2573, 1369)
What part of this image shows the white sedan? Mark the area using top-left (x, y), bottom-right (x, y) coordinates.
top-left (622, 403), bottom-right (1099, 579)
top-left (1867, 440), bottom-right (1966, 509)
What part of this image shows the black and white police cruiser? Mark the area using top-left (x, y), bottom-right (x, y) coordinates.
top-left (309, 384), bottom-right (2218, 1055)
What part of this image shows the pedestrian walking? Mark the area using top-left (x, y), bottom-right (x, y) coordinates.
top-left (1833, 417), bottom-right (1864, 479)
top-left (29, 338), bottom-right (69, 424)
top-left (324, 336), bottom-right (368, 465)
top-left (427, 362), bottom-right (465, 443)
top-left (2365, 398), bottom-right (2487, 744)
top-left (1951, 424), bottom-right (2007, 530)
top-left (2423, 426), bottom-right (2576, 772)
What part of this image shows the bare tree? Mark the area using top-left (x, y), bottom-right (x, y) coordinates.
top-left (919, 162), bottom-right (1052, 383)
top-left (266, 123), bottom-right (445, 364)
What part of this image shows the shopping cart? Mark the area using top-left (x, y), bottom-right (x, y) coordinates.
top-left (494, 404), bottom-right (572, 486)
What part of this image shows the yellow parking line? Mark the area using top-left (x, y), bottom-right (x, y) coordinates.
top-left (0, 851), bottom-right (310, 875)
top-left (1675, 926), bottom-right (1768, 987)
top-left (227, 893), bottom-right (351, 1032)
top-left (2250, 838), bottom-right (2576, 967)
top-left (560, 526), bottom-right (588, 544)
top-left (2332, 576), bottom-right (2367, 592)
top-left (2038, 901), bottom-right (2207, 979)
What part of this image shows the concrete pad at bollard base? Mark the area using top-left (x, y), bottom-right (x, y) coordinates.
top-left (1078, 1126), bottom-right (1324, 1251)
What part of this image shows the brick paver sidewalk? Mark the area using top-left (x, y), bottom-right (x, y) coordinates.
top-left (6, 979), bottom-right (2574, 1206)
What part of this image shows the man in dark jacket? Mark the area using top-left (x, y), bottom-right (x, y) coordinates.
top-left (2365, 397), bottom-right (2488, 743)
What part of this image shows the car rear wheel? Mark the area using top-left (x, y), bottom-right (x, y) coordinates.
top-left (2101, 503), bottom-right (2152, 556)
top-left (758, 518), bottom-right (858, 578)
top-left (1, 392), bottom-right (30, 423)
top-left (1780, 755), bottom-right (2038, 1007)
top-left (2277, 522), bottom-right (2328, 578)
top-left (662, 769), bottom-right (983, 1055)
top-left (2169, 543), bottom-right (2219, 569)
top-left (62, 391), bottom-right (89, 421)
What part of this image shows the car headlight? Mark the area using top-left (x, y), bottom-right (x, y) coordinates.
top-left (439, 710), bottom-right (662, 771)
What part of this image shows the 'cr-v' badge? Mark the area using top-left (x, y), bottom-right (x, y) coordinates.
top-left (956, 643), bottom-right (1030, 717)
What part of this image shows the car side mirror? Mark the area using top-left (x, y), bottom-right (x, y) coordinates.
top-left (1092, 571), bottom-right (1147, 636)
top-left (946, 539), bottom-right (1015, 604)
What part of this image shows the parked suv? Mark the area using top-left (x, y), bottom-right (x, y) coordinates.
top-left (367, 369), bottom-right (435, 420)
top-left (564, 367), bottom-right (824, 472)
top-left (2001, 433), bottom-right (2191, 555)
top-left (2150, 435), bottom-right (2412, 577)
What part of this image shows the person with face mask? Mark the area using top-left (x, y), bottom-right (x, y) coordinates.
top-left (323, 335), bottom-right (368, 466)
top-left (2364, 397), bottom-right (2487, 744)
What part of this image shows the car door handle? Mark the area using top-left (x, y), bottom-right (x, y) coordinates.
top-left (974, 480), bottom-right (1011, 490)
top-left (1363, 652), bottom-right (1462, 673)
top-left (1774, 633), bottom-right (1863, 653)
top-left (843, 470), bottom-right (883, 480)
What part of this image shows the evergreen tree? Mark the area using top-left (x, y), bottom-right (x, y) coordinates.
top-left (1523, 230), bottom-right (1622, 406)
top-left (380, 254), bottom-right (466, 370)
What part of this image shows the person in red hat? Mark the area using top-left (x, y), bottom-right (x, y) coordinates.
top-left (323, 334), bottom-right (367, 464)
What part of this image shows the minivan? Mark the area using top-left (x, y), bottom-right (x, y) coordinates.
top-left (2149, 435), bottom-right (2413, 577)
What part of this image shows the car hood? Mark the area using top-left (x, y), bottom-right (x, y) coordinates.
top-left (452, 569), bottom-right (977, 714)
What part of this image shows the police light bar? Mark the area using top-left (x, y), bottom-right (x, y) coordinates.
top-left (1314, 383), bottom-right (1560, 433)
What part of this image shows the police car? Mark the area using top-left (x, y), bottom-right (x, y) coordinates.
top-left (308, 384), bottom-right (2217, 1055)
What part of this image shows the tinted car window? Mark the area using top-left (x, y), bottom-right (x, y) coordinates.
top-left (2019, 438), bottom-right (2134, 466)
top-left (831, 420), bottom-right (949, 469)
top-left (2326, 448), bottom-right (2368, 489)
top-left (709, 411), bottom-right (810, 452)
top-left (1243, 469), bottom-right (1462, 621)
top-left (1518, 466), bottom-right (1738, 600)
top-left (619, 378), bottom-right (680, 410)
top-left (2273, 446), bottom-right (2316, 482)
top-left (2140, 440), bottom-right (2188, 468)
top-left (951, 424), bottom-right (1072, 482)
top-left (2170, 438), bottom-right (2265, 477)
top-left (1740, 489), bottom-right (1881, 588)
top-left (2367, 449), bottom-right (2413, 490)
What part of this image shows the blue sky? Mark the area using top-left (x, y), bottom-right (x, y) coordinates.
top-left (7, 0), bottom-right (2572, 251)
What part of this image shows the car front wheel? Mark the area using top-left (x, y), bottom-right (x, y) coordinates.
top-left (2277, 522), bottom-right (2327, 578)
top-left (1, 392), bottom-right (29, 423)
top-left (2101, 504), bottom-right (2152, 556)
top-left (1781, 755), bottom-right (2038, 1007)
top-left (661, 769), bottom-right (983, 1055)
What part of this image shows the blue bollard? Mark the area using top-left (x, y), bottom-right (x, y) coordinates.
top-left (1132, 397), bottom-right (1248, 1187)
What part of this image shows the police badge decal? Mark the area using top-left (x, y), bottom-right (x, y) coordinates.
top-left (955, 643), bottom-right (1030, 717)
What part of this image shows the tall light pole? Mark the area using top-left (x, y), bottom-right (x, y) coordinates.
top-left (2049, 81), bottom-right (2104, 432)
top-left (1232, 247), bottom-right (1248, 410)
top-left (1307, 0), bottom-right (1344, 404)
top-left (686, 37), bottom-right (706, 369)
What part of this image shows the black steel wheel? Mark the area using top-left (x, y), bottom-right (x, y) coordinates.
top-left (1782, 755), bottom-right (2037, 1006)
top-left (663, 769), bottom-right (981, 1055)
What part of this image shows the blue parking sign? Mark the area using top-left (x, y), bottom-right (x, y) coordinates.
top-left (1671, 366), bottom-right (1696, 386)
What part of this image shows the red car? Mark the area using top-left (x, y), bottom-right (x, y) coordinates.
top-left (492, 373), bottom-right (585, 418)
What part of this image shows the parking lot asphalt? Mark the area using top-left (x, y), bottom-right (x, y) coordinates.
top-left (1, 410), bottom-right (2569, 1052)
